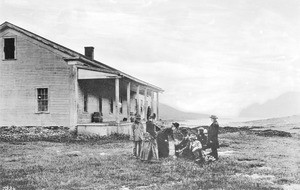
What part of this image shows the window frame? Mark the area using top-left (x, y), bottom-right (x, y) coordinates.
top-left (2, 36), bottom-right (17, 60)
top-left (35, 87), bottom-right (50, 114)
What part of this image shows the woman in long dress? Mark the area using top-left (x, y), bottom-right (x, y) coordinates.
top-left (140, 115), bottom-right (159, 161)
top-left (156, 126), bottom-right (175, 158)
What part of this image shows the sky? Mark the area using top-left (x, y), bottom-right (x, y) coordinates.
top-left (1, 0), bottom-right (300, 117)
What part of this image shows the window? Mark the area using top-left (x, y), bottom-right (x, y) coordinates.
top-left (84, 92), bottom-right (88, 112)
top-left (99, 97), bottom-right (102, 113)
top-left (109, 98), bottom-right (114, 114)
top-left (120, 97), bottom-right (123, 114)
top-left (37, 88), bottom-right (48, 112)
top-left (4, 38), bottom-right (15, 60)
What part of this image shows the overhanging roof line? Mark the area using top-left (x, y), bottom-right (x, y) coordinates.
top-left (76, 65), bottom-right (119, 75)
top-left (78, 68), bottom-right (120, 80)
top-left (0, 21), bottom-right (163, 92)
top-left (121, 75), bottom-right (164, 93)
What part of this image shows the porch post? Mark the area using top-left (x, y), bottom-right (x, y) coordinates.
top-left (156, 92), bottom-right (159, 120)
top-left (137, 85), bottom-right (140, 115)
top-left (115, 78), bottom-right (120, 124)
top-left (144, 88), bottom-right (148, 120)
top-left (127, 82), bottom-right (131, 121)
top-left (68, 63), bottom-right (78, 129)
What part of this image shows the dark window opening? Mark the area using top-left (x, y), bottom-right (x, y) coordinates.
top-left (84, 92), bottom-right (88, 112)
top-left (4, 38), bottom-right (15, 60)
top-left (110, 98), bottom-right (114, 113)
top-left (37, 88), bottom-right (48, 112)
top-left (99, 97), bottom-right (102, 113)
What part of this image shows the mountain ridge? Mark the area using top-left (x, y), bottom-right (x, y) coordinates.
top-left (239, 91), bottom-right (300, 118)
top-left (159, 103), bottom-right (209, 120)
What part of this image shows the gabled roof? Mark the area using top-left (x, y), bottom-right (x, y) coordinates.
top-left (0, 22), bottom-right (163, 92)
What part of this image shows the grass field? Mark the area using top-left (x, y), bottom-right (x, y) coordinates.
top-left (1, 131), bottom-right (299, 190)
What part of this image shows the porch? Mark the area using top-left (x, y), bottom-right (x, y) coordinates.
top-left (72, 65), bottom-right (163, 135)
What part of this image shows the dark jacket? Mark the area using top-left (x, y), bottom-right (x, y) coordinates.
top-left (146, 120), bottom-right (156, 138)
top-left (197, 133), bottom-right (207, 147)
top-left (207, 121), bottom-right (219, 148)
top-left (157, 128), bottom-right (173, 158)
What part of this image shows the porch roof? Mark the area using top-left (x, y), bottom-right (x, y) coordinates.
top-left (76, 65), bottom-right (163, 92)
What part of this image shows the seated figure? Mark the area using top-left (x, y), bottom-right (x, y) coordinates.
top-left (197, 128), bottom-right (208, 150)
top-left (175, 128), bottom-right (193, 159)
top-left (189, 134), bottom-right (205, 163)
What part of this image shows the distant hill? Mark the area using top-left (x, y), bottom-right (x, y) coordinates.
top-left (227, 115), bottom-right (300, 134)
top-left (159, 103), bottom-right (209, 120)
top-left (242, 115), bottom-right (300, 127)
top-left (239, 91), bottom-right (300, 118)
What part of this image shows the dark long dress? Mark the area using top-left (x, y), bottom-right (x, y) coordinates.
top-left (156, 128), bottom-right (173, 158)
top-left (140, 121), bottom-right (159, 161)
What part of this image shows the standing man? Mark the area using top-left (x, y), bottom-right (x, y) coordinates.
top-left (131, 114), bottom-right (144, 157)
top-left (207, 115), bottom-right (219, 160)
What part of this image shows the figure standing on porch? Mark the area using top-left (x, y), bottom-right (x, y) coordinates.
top-left (146, 106), bottom-right (151, 121)
top-left (207, 115), bottom-right (220, 160)
top-left (131, 114), bottom-right (144, 158)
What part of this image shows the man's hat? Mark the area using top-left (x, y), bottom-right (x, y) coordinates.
top-left (172, 122), bottom-right (180, 128)
top-left (150, 113), bottom-right (156, 119)
top-left (198, 127), bottom-right (204, 131)
top-left (210, 115), bottom-right (218, 119)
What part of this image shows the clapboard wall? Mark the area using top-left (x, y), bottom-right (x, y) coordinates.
top-left (0, 28), bottom-right (72, 126)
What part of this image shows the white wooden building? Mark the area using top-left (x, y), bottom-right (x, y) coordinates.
top-left (0, 22), bottom-right (163, 135)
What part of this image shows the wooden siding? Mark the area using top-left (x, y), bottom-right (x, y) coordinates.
top-left (0, 29), bottom-right (73, 127)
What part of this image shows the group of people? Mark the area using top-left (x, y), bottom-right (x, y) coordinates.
top-left (174, 115), bottom-right (220, 163)
top-left (130, 113), bottom-right (220, 164)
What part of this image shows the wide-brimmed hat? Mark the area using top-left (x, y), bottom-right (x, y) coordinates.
top-left (198, 127), bottom-right (204, 131)
top-left (172, 122), bottom-right (180, 129)
top-left (149, 113), bottom-right (156, 119)
top-left (210, 115), bottom-right (218, 119)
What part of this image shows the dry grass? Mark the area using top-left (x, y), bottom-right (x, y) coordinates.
top-left (1, 132), bottom-right (299, 190)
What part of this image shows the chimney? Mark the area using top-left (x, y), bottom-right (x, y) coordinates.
top-left (84, 46), bottom-right (94, 60)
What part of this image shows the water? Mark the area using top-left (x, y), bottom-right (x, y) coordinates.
top-left (177, 117), bottom-right (262, 128)
top-left (175, 116), bottom-right (300, 134)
